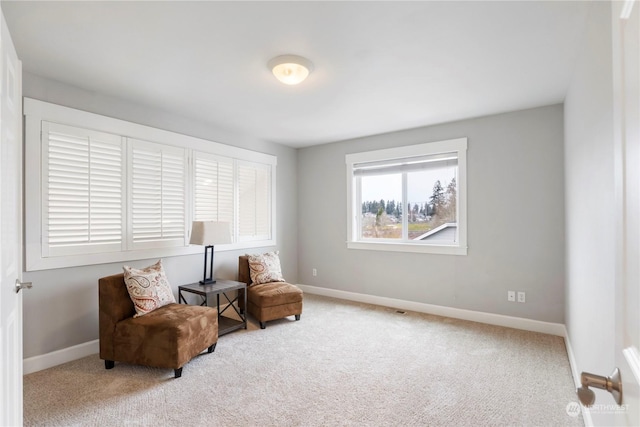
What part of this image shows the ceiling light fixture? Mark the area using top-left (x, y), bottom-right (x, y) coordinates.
top-left (268, 55), bottom-right (314, 85)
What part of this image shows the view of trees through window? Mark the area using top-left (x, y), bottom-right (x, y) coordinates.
top-left (348, 138), bottom-right (466, 253)
top-left (360, 171), bottom-right (457, 240)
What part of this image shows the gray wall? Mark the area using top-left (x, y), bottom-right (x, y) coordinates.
top-left (22, 74), bottom-right (568, 359)
top-left (564, 3), bottom-right (614, 425)
top-left (22, 72), bottom-right (298, 358)
top-left (297, 105), bottom-right (566, 323)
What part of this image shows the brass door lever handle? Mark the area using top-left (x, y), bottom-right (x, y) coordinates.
top-left (576, 368), bottom-right (622, 407)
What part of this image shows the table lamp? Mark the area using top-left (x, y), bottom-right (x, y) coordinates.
top-left (189, 221), bottom-right (232, 285)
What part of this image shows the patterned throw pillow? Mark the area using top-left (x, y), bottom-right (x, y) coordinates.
top-left (247, 251), bottom-right (286, 285)
top-left (123, 260), bottom-right (176, 317)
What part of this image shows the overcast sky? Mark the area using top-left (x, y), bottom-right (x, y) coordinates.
top-left (361, 166), bottom-right (456, 205)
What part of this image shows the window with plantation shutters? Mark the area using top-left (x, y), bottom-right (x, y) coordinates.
top-left (193, 151), bottom-right (234, 229)
top-left (25, 98), bottom-right (276, 271)
top-left (128, 139), bottom-right (186, 249)
top-left (238, 161), bottom-right (271, 241)
top-left (42, 122), bottom-right (124, 256)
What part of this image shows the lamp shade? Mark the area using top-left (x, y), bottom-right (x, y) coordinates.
top-left (189, 221), bottom-right (232, 246)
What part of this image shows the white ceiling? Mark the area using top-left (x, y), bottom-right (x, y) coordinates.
top-left (3, 1), bottom-right (591, 148)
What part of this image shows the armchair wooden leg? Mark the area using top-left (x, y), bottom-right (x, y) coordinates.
top-left (105, 360), bottom-right (114, 370)
top-left (260, 321), bottom-right (266, 329)
top-left (295, 314), bottom-right (301, 321)
top-left (174, 367), bottom-right (183, 378)
top-left (208, 343), bottom-right (216, 353)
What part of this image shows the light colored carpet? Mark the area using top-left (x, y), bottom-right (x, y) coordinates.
top-left (24, 294), bottom-right (583, 426)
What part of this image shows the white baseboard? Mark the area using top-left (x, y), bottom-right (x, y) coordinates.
top-left (22, 302), bottom-right (238, 374)
top-left (297, 284), bottom-right (566, 336)
top-left (564, 327), bottom-right (581, 388)
top-left (563, 327), bottom-right (593, 427)
top-left (22, 290), bottom-right (566, 375)
top-left (24, 339), bottom-right (99, 375)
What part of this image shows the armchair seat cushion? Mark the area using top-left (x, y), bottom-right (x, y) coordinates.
top-left (99, 273), bottom-right (218, 376)
top-left (112, 303), bottom-right (218, 370)
top-left (248, 282), bottom-right (303, 307)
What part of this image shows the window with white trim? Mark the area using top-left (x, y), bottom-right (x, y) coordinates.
top-left (128, 139), bottom-right (187, 250)
top-left (238, 161), bottom-right (272, 241)
top-left (192, 151), bottom-right (234, 225)
top-left (42, 122), bottom-right (124, 257)
top-left (25, 98), bottom-right (277, 271)
top-left (346, 138), bottom-right (467, 255)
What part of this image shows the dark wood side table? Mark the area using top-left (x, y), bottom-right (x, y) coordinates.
top-left (178, 279), bottom-right (247, 336)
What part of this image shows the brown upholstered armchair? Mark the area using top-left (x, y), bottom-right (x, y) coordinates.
top-left (238, 255), bottom-right (303, 329)
top-left (99, 273), bottom-right (219, 378)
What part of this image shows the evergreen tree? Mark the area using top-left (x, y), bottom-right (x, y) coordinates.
top-left (375, 206), bottom-right (384, 226)
top-left (443, 178), bottom-right (457, 221)
top-left (446, 178), bottom-right (456, 199)
top-left (386, 200), bottom-right (395, 216)
top-left (429, 180), bottom-right (445, 216)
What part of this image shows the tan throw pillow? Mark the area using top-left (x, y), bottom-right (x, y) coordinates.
top-left (123, 260), bottom-right (176, 317)
top-left (247, 251), bottom-right (285, 285)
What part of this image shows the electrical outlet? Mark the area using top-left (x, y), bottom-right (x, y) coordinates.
top-left (507, 291), bottom-right (516, 302)
top-left (517, 291), bottom-right (526, 303)
top-left (312, 268), bottom-right (317, 277)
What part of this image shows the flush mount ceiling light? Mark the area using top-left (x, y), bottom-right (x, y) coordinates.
top-left (268, 55), bottom-right (314, 85)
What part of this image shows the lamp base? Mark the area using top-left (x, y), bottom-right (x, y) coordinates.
top-left (199, 245), bottom-right (216, 285)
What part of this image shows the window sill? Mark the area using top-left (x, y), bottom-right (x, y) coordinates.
top-left (26, 239), bottom-right (277, 271)
top-left (347, 241), bottom-right (467, 256)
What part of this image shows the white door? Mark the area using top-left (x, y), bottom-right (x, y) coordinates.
top-left (613, 0), bottom-right (640, 425)
top-left (0, 6), bottom-right (23, 427)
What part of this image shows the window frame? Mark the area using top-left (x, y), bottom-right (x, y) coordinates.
top-left (40, 121), bottom-right (126, 257)
top-left (192, 150), bottom-right (235, 228)
top-left (24, 98), bottom-right (277, 271)
top-left (127, 138), bottom-right (188, 251)
top-left (345, 138), bottom-right (468, 255)
top-left (237, 160), bottom-right (273, 243)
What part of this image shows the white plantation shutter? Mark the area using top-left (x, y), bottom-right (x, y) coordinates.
top-left (42, 122), bottom-right (124, 256)
top-left (129, 139), bottom-right (186, 249)
top-left (26, 99), bottom-right (278, 270)
top-left (193, 152), bottom-right (234, 234)
top-left (238, 161), bottom-right (271, 241)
